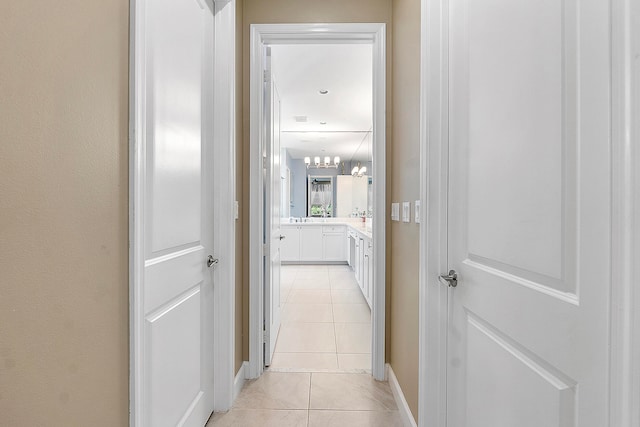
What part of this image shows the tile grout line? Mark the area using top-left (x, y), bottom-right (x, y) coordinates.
top-left (329, 276), bottom-right (340, 370)
top-left (307, 372), bottom-right (313, 427)
top-left (330, 275), bottom-right (341, 370)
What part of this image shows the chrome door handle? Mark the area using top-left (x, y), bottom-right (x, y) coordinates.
top-left (207, 255), bottom-right (219, 268)
top-left (279, 235), bottom-right (285, 240)
top-left (439, 270), bottom-right (458, 287)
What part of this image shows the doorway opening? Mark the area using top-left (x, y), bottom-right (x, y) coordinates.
top-left (248, 23), bottom-right (386, 381)
top-left (272, 43), bottom-right (375, 374)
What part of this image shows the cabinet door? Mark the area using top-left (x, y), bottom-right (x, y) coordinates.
top-left (366, 241), bottom-right (373, 307)
top-left (358, 238), bottom-right (365, 290)
top-left (354, 237), bottom-right (361, 284)
top-left (280, 226), bottom-right (300, 261)
top-left (322, 226), bottom-right (346, 261)
top-left (323, 233), bottom-right (346, 261)
top-left (299, 226), bottom-right (323, 261)
top-left (363, 245), bottom-right (370, 304)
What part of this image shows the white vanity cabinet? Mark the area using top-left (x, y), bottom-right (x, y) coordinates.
top-left (352, 231), bottom-right (373, 309)
top-left (281, 224), bottom-right (346, 262)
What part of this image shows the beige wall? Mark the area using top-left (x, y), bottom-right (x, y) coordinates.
top-left (0, 1), bottom-right (130, 426)
top-left (239, 0), bottom-right (394, 365)
top-left (390, 0), bottom-right (421, 419)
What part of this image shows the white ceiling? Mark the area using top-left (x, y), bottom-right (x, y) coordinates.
top-left (271, 44), bottom-right (373, 161)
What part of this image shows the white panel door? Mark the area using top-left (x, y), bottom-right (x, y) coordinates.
top-left (446, 0), bottom-right (611, 425)
top-left (141, 0), bottom-right (214, 426)
top-left (264, 48), bottom-right (282, 366)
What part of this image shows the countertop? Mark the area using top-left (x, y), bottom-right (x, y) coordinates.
top-left (281, 218), bottom-right (373, 240)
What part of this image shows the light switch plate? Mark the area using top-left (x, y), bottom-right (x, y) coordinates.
top-left (415, 200), bottom-right (421, 224)
top-left (234, 201), bottom-right (239, 220)
top-left (402, 202), bottom-right (411, 223)
top-left (391, 203), bottom-right (400, 221)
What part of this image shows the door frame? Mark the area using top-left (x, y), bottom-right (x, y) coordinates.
top-left (417, 0), bottom-right (640, 425)
top-left (609, 0), bottom-right (640, 424)
top-left (129, 0), bottom-right (237, 424)
top-left (248, 23), bottom-right (387, 381)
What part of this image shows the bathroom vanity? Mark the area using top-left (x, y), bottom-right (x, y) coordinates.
top-left (281, 219), bottom-right (373, 308)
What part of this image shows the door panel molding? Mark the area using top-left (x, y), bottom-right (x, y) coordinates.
top-left (248, 23), bottom-right (387, 381)
top-left (463, 257), bottom-right (579, 306)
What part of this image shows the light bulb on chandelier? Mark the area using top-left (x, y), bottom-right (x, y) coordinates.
top-left (351, 162), bottom-right (367, 177)
top-left (304, 155), bottom-right (340, 169)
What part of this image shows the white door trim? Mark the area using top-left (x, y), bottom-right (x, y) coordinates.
top-left (248, 23), bottom-right (387, 381)
top-left (610, 0), bottom-right (640, 425)
top-left (418, 0), bottom-right (449, 425)
top-left (129, 0), bottom-right (237, 424)
top-left (417, 0), bottom-right (640, 425)
top-left (211, 0), bottom-right (236, 413)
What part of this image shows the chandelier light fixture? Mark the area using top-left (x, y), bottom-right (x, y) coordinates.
top-left (351, 162), bottom-right (367, 177)
top-left (304, 155), bottom-right (340, 169)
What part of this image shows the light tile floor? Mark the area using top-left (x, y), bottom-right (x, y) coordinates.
top-left (207, 372), bottom-right (403, 427)
top-left (207, 265), bottom-right (403, 426)
top-left (271, 264), bottom-right (371, 372)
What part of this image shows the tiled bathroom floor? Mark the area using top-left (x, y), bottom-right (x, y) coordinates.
top-left (271, 264), bottom-right (371, 371)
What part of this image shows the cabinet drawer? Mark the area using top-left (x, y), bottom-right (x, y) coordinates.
top-left (322, 225), bottom-right (346, 234)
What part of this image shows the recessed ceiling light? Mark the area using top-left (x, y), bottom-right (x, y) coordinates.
top-left (320, 121), bottom-right (327, 125)
top-left (319, 89), bottom-right (329, 95)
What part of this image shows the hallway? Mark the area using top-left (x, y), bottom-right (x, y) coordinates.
top-left (271, 264), bottom-right (372, 371)
top-left (207, 264), bottom-right (393, 426)
top-left (207, 372), bottom-right (402, 426)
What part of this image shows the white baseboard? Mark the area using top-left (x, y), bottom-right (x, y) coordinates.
top-left (233, 361), bottom-right (248, 401)
top-left (387, 364), bottom-right (417, 427)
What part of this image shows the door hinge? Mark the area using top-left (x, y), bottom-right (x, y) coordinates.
top-left (263, 70), bottom-right (269, 83)
top-left (263, 155), bottom-right (267, 169)
top-left (263, 243), bottom-right (269, 256)
top-left (263, 330), bottom-right (269, 342)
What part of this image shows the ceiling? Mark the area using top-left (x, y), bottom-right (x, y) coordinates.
top-left (270, 44), bottom-right (373, 162)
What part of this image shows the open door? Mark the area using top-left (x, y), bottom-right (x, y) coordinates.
top-left (132, 0), bottom-right (215, 425)
top-left (445, 0), bottom-right (611, 425)
top-left (263, 47), bottom-right (282, 366)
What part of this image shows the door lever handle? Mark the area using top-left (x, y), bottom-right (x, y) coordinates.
top-left (439, 270), bottom-right (458, 287)
top-left (207, 255), bottom-right (219, 268)
top-left (279, 235), bottom-right (286, 240)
